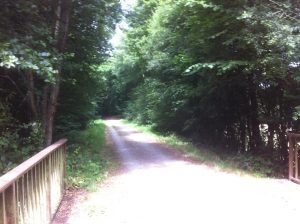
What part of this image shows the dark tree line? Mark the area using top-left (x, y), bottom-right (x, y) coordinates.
top-left (0, 0), bottom-right (121, 173)
top-left (1, 0), bottom-right (300, 175)
top-left (105, 0), bottom-right (300, 167)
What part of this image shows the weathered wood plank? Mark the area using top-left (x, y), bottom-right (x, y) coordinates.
top-left (0, 139), bottom-right (67, 224)
top-left (288, 136), bottom-right (294, 180)
top-left (0, 139), bottom-right (67, 193)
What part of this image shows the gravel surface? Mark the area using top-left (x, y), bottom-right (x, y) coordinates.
top-left (54, 119), bottom-right (300, 224)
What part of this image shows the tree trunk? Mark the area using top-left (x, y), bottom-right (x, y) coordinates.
top-left (239, 120), bottom-right (246, 152)
top-left (42, 85), bottom-right (49, 133)
top-left (267, 123), bottom-right (275, 150)
top-left (45, 76), bottom-right (61, 146)
top-left (44, 0), bottom-right (71, 146)
top-left (278, 94), bottom-right (288, 161)
top-left (247, 73), bottom-right (262, 152)
top-left (25, 70), bottom-right (38, 121)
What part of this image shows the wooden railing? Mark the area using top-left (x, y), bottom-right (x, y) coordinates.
top-left (0, 139), bottom-right (67, 224)
top-left (288, 133), bottom-right (300, 184)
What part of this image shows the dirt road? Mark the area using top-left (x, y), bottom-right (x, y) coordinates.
top-left (63, 120), bottom-right (300, 224)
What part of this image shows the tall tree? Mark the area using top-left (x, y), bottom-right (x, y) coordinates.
top-left (43, 0), bottom-right (72, 145)
top-left (0, 0), bottom-right (121, 145)
top-left (107, 0), bottom-right (300, 163)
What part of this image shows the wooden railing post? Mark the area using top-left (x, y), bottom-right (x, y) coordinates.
top-left (288, 133), bottom-right (300, 184)
top-left (0, 192), bottom-right (4, 224)
top-left (5, 185), bottom-right (17, 224)
top-left (0, 139), bottom-right (67, 224)
top-left (47, 154), bottom-right (52, 219)
top-left (288, 135), bottom-right (294, 180)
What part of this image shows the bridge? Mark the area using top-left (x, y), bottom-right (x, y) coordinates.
top-left (0, 139), bottom-right (67, 224)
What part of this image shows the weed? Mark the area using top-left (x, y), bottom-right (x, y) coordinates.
top-left (65, 119), bottom-right (109, 191)
top-left (122, 119), bottom-right (282, 178)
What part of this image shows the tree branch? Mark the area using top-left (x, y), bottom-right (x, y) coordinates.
top-left (0, 75), bottom-right (25, 97)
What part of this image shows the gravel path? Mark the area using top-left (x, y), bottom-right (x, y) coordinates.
top-left (56, 119), bottom-right (300, 224)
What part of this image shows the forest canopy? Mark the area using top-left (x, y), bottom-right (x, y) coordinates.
top-left (1, 0), bottom-right (300, 175)
top-left (104, 0), bottom-right (300, 166)
top-left (0, 0), bottom-right (121, 173)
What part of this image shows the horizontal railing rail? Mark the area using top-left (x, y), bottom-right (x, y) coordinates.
top-left (0, 139), bottom-right (67, 224)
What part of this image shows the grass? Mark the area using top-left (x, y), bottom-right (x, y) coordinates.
top-left (65, 119), bottom-right (114, 191)
top-left (121, 119), bottom-right (279, 178)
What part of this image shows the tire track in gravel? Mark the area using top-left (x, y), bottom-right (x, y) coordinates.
top-left (63, 119), bottom-right (300, 224)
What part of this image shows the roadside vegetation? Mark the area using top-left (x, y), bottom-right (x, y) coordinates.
top-left (65, 120), bottom-right (114, 191)
top-left (1, 0), bottom-right (299, 181)
top-left (123, 120), bottom-right (284, 178)
top-left (0, 1), bottom-right (121, 175)
top-left (0, 106), bottom-right (43, 175)
top-left (103, 0), bottom-right (300, 177)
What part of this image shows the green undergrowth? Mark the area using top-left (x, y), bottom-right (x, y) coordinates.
top-left (122, 119), bottom-right (282, 178)
top-left (65, 119), bottom-right (110, 191)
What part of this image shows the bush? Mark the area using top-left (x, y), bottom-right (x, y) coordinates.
top-left (0, 103), bottom-right (43, 175)
top-left (124, 78), bottom-right (190, 134)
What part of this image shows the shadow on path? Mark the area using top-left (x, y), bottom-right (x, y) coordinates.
top-left (54, 119), bottom-right (300, 224)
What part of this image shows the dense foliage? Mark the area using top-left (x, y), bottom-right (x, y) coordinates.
top-left (2, 0), bottom-right (300, 176)
top-left (0, 0), bottom-right (121, 173)
top-left (107, 0), bottom-right (300, 169)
